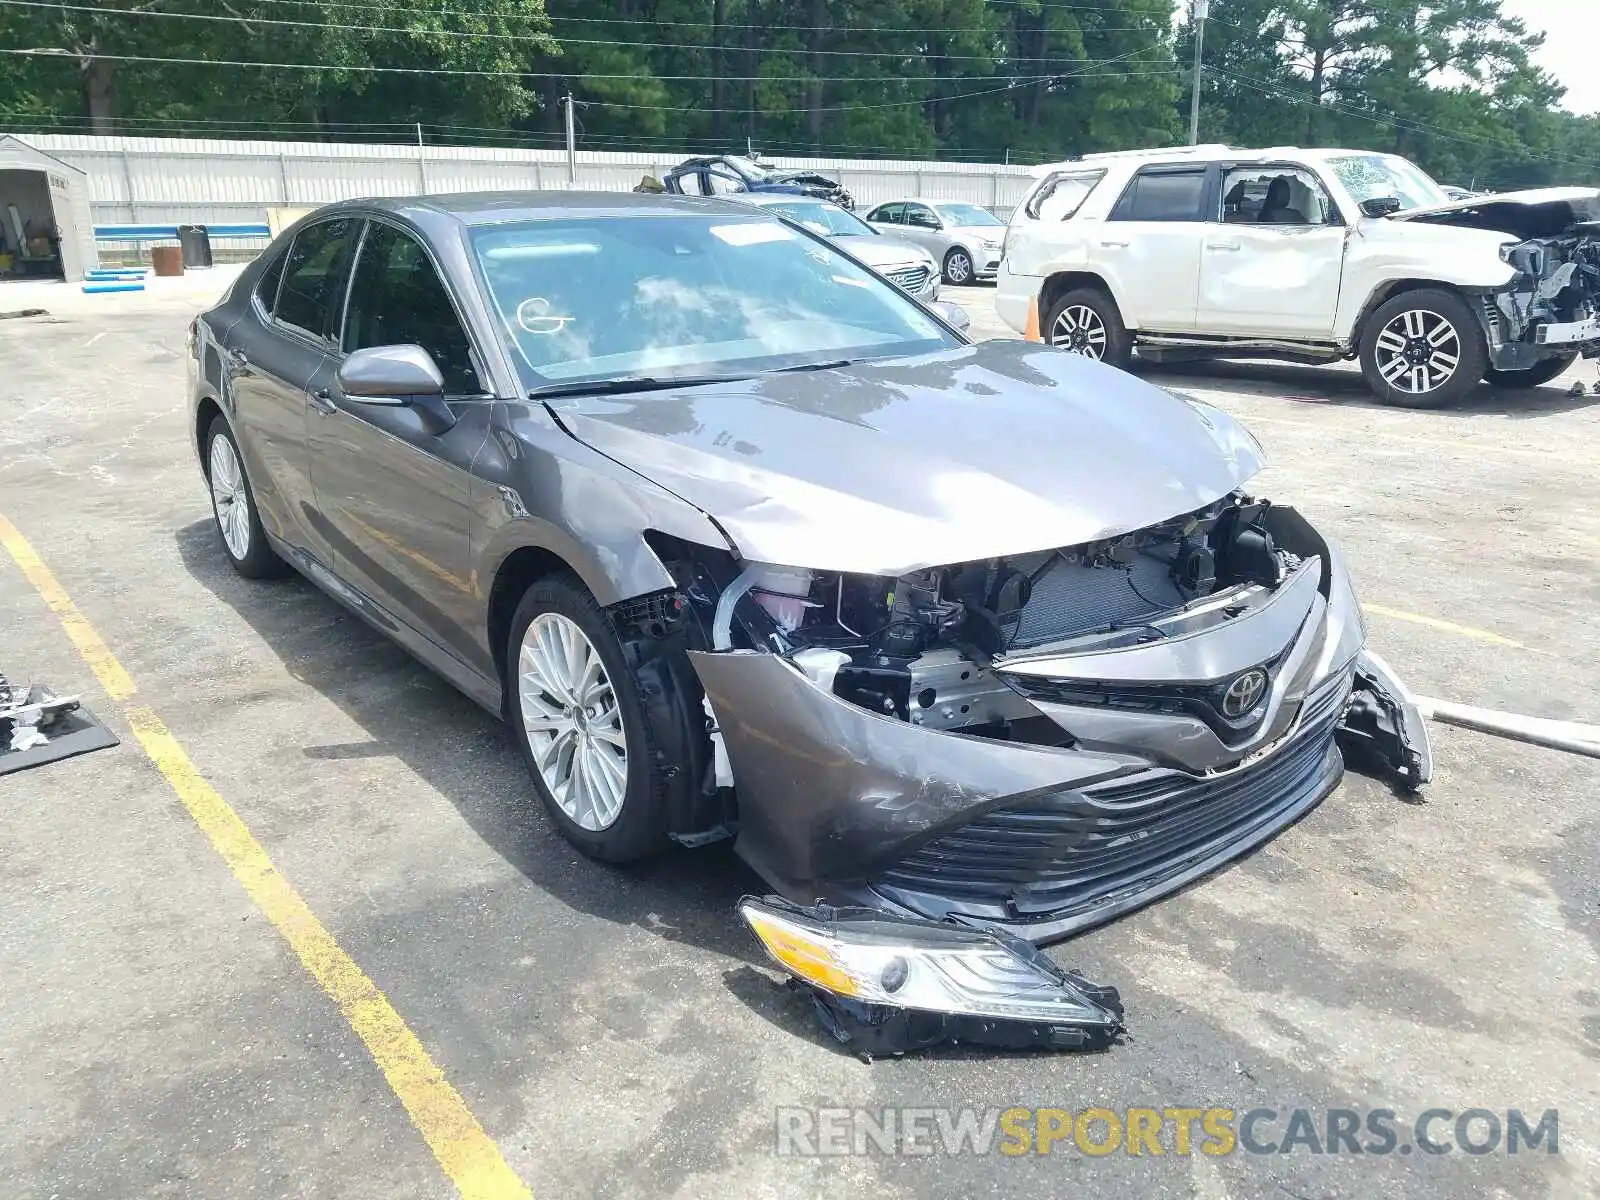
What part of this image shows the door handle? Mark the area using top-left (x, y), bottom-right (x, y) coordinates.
top-left (1207, 240), bottom-right (1241, 252)
top-left (1100, 239), bottom-right (1129, 249)
top-left (307, 387), bottom-right (337, 415)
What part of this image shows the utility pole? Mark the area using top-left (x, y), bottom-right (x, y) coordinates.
top-left (1188, 0), bottom-right (1209, 146)
top-left (564, 92), bottom-right (576, 183)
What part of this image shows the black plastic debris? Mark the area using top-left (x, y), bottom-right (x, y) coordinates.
top-left (0, 672), bottom-right (118, 776)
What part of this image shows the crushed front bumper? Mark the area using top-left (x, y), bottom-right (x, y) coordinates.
top-left (689, 523), bottom-right (1430, 945)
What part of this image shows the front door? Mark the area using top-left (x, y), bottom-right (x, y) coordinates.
top-left (308, 219), bottom-right (490, 666)
top-left (1198, 166), bottom-right (1346, 338)
top-left (1100, 166), bottom-right (1209, 332)
top-left (226, 216), bottom-right (359, 560)
top-left (899, 201), bottom-right (946, 257)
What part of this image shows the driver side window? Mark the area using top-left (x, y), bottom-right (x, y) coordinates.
top-left (905, 204), bottom-right (939, 229)
top-left (1221, 167), bottom-right (1340, 227)
top-left (342, 223), bottom-right (482, 396)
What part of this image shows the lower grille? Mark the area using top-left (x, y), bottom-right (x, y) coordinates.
top-left (885, 264), bottom-right (931, 292)
top-left (873, 673), bottom-right (1350, 928)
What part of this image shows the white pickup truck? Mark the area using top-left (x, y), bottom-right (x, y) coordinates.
top-left (997, 144), bottom-right (1600, 406)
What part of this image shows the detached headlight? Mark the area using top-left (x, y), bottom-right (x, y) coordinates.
top-left (739, 896), bottom-right (1125, 1054)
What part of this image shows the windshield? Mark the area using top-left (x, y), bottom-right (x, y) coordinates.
top-left (721, 155), bottom-right (770, 182)
top-left (755, 199), bottom-right (874, 237)
top-left (472, 215), bottom-right (957, 386)
top-left (1327, 154), bottom-right (1450, 212)
top-left (933, 202), bottom-right (1004, 228)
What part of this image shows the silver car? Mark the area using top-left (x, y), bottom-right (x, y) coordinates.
top-left (727, 193), bottom-right (941, 301)
top-left (864, 199), bottom-right (1006, 285)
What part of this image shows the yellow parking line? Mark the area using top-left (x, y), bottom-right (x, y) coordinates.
top-left (0, 514), bottom-right (136, 700)
top-left (1363, 603), bottom-right (1523, 649)
top-left (0, 513), bottom-right (531, 1200)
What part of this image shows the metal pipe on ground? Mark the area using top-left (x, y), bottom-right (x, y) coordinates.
top-left (1416, 697), bottom-right (1600, 760)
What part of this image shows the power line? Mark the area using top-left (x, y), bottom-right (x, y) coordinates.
top-left (1208, 67), bottom-right (1594, 171)
top-left (237, 0), bottom-right (1178, 37)
top-left (0, 0), bottom-right (1175, 62)
top-left (0, 46), bottom-right (1095, 84)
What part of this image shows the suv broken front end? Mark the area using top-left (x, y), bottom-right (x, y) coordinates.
top-left (682, 493), bottom-right (1430, 945)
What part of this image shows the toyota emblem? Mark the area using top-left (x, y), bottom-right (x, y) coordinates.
top-left (1221, 669), bottom-right (1268, 718)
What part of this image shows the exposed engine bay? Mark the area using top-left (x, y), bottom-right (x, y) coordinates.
top-left (1401, 194), bottom-right (1600, 367)
top-left (701, 491), bottom-right (1301, 741)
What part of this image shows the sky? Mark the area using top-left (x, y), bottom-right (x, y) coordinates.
top-left (1499, 0), bottom-right (1599, 115)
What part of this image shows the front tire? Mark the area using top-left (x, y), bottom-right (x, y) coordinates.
top-left (1358, 288), bottom-right (1488, 408)
top-left (1045, 287), bottom-right (1132, 370)
top-left (205, 416), bottom-right (286, 578)
top-left (507, 575), bottom-right (670, 862)
top-left (1483, 353), bottom-right (1578, 389)
top-left (943, 248), bottom-right (974, 286)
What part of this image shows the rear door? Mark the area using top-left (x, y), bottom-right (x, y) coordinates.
top-left (308, 218), bottom-right (491, 664)
top-left (1100, 166), bottom-right (1211, 332)
top-left (224, 216), bottom-right (359, 560)
top-left (1197, 164), bottom-right (1347, 338)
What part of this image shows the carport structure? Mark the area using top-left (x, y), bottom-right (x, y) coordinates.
top-left (0, 136), bottom-right (95, 283)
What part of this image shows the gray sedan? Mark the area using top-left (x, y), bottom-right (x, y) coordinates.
top-left (189, 190), bottom-right (1429, 949)
top-left (863, 198), bottom-right (1007, 284)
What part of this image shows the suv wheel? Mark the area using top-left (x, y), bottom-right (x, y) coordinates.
top-left (507, 575), bottom-right (671, 862)
top-left (205, 416), bottom-right (286, 578)
top-left (1483, 353), bottom-right (1578, 389)
top-left (1359, 289), bottom-right (1488, 408)
top-left (1045, 287), bottom-right (1131, 369)
top-left (943, 248), bottom-right (974, 285)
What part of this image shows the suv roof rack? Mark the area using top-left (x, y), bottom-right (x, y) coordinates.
top-left (1074, 143), bottom-right (1234, 161)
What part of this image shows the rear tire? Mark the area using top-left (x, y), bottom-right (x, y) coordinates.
top-left (1483, 353), bottom-right (1578, 389)
top-left (507, 575), bottom-right (671, 863)
top-left (1044, 287), bottom-right (1132, 370)
top-left (204, 416), bottom-right (286, 579)
top-left (1358, 288), bottom-right (1488, 408)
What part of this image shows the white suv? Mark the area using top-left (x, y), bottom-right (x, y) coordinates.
top-left (997, 144), bottom-right (1600, 407)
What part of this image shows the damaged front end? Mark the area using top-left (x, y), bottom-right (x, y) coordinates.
top-left (1402, 191), bottom-right (1600, 370)
top-left (677, 492), bottom-right (1431, 944)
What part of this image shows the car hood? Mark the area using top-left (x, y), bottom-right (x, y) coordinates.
top-left (543, 340), bottom-right (1265, 575)
top-left (1391, 186), bottom-right (1600, 239)
top-left (831, 234), bottom-right (932, 269)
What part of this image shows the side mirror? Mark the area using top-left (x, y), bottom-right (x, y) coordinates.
top-left (1360, 196), bottom-right (1403, 218)
top-left (928, 299), bottom-right (971, 334)
top-left (337, 344), bottom-right (457, 434)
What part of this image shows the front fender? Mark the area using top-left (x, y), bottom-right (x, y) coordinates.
top-left (1336, 219), bottom-right (1517, 339)
top-left (473, 401), bottom-right (734, 608)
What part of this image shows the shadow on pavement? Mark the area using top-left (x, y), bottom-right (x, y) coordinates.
top-left (174, 517), bottom-right (765, 970)
top-left (1132, 356), bottom-right (1600, 419)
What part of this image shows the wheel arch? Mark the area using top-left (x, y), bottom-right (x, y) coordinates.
top-left (195, 396), bottom-right (227, 476)
top-left (1349, 278), bottom-right (1480, 351)
top-left (1038, 270), bottom-right (1126, 327)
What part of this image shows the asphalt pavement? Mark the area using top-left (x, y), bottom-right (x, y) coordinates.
top-left (1, 273), bottom-right (1596, 1199)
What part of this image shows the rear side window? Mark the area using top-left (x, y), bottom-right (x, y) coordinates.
top-left (275, 218), bottom-right (359, 339)
top-left (1110, 170), bottom-right (1207, 222)
top-left (254, 250), bottom-right (286, 312)
top-left (1025, 170), bottom-right (1105, 221)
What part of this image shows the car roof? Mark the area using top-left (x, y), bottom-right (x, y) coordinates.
top-left (1027, 145), bottom-right (1389, 177)
top-left (323, 190), bottom-right (768, 227)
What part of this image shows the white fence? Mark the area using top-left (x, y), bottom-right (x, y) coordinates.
top-left (18, 134), bottom-right (1042, 246)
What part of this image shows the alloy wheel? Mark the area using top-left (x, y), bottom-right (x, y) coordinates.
top-left (946, 251), bottom-right (972, 284)
top-left (518, 612), bottom-right (629, 832)
top-left (208, 434), bottom-right (252, 560)
top-left (1373, 308), bottom-right (1461, 396)
top-left (1050, 304), bottom-right (1109, 360)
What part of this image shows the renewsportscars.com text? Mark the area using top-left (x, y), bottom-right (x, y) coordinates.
top-left (774, 1106), bottom-right (1560, 1158)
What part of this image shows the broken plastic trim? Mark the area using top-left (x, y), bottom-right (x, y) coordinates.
top-left (1338, 648), bottom-right (1434, 790)
top-left (738, 896), bottom-right (1126, 1057)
